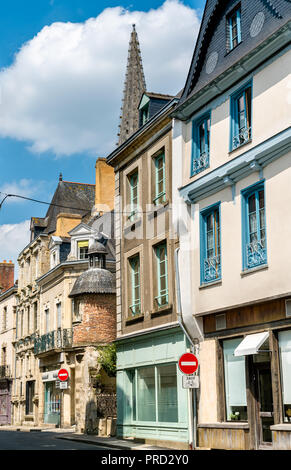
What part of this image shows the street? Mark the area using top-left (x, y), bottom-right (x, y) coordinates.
top-left (0, 431), bottom-right (110, 450)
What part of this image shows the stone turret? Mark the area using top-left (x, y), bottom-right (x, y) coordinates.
top-left (117, 24), bottom-right (146, 145)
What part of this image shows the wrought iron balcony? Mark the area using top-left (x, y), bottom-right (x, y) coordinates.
top-left (204, 255), bottom-right (221, 283)
top-left (232, 126), bottom-right (252, 150)
top-left (34, 328), bottom-right (73, 355)
top-left (246, 239), bottom-right (267, 269)
top-left (192, 151), bottom-right (209, 175)
top-left (0, 365), bottom-right (11, 379)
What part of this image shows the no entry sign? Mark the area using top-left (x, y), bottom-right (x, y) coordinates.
top-left (178, 353), bottom-right (198, 375)
top-left (58, 369), bottom-right (69, 382)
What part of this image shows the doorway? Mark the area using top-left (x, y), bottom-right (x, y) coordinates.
top-left (253, 358), bottom-right (274, 448)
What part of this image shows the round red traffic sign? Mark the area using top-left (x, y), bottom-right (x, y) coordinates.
top-left (178, 353), bottom-right (198, 374)
top-left (58, 369), bottom-right (69, 382)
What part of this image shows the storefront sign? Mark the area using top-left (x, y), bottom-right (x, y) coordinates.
top-left (41, 370), bottom-right (59, 382)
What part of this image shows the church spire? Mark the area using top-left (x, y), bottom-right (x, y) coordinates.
top-left (117, 24), bottom-right (146, 145)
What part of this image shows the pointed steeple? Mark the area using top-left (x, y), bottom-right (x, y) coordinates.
top-left (117, 24), bottom-right (146, 145)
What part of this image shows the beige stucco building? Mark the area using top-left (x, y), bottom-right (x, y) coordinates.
top-left (172, 0), bottom-right (291, 450)
top-left (0, 277), bottom-right (17, 425)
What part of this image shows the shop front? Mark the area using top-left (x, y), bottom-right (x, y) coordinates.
top-left (116, 327), bottom-right (190, 449)
top-left (42, 369), bottom-right (61, 426)
top-left (198, 316), bottom-right (291, 450)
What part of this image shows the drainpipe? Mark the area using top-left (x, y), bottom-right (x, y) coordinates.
top-left (175, 247), bottom-right (201, 450)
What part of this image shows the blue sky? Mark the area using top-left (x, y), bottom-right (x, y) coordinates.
top-left (0, 0), bottom-right (205, 271)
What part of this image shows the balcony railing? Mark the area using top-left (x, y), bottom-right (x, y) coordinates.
top-left (232, 126), bottom-right (252, 150)
top-left (204, 255), bottom-right (221, 283)
top-left (246, 239), bottom-right (267, 269)
top-left (192, 151), bottom-right (209, 175)
top-left (34, 328), bottom-right (73, 355)
top-left (0, 365), bottom-right (11, 378)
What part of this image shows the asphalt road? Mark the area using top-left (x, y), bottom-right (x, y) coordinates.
top-left (0, 430), bottom-right (110, 450)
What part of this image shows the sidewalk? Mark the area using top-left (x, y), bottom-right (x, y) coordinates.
top-left (0, 425), bottom-right (172, 450)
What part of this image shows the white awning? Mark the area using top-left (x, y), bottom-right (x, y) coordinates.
top-left (234, 331), bottom-right (269, 356)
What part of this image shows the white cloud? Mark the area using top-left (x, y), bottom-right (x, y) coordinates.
top-left (0, 0), bottom-right (200, 156)
top-left (0, 179), bottom-right (42, 203)
top-left (0, 220), bottom-right (30, 279)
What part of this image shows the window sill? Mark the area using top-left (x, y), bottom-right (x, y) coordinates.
top-left (241, 264), bottom-right (268, 277)
top-left (125, 314), bottom-right (144, 325)
top-left (199, 279), bottom-right (222, 289)
top-left (229, 139), bottom-right (252, 155)
top-left (151, 304), bottom-right (173, 317)
top-left (148, 200), bottom-right (169, 220)
top-left (198, 422), bottom-right (249, 430)
top-left (270, 424), bottom-right (291, 431)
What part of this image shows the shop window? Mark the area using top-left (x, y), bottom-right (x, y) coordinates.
top-left (278, 330), bottom-right (291, 422)
top-left (223, 338), bottom-right (247, 421)
top-left (191, 113), bottom-right (210, 176)
top-left (230, 82), bottom-right (252, 150)
top-left (242, 181), bottom-right (267, 270)
top-left (130, 364), bottom-right (178, 423)
top-left (137, 366), bottom-right (156, 421)
top-left (200, 203), bottom-right (221, 284)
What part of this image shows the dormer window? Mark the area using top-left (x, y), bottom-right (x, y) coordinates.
top-left (227, 5), bottom-right (241, 51)
top-left (138, 94), bottom-right (150, 127)
top-left (77, 240), bottom-right (89, 259)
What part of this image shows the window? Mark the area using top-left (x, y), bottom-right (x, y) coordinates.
top-left (230, 82), bottom-right (252, 150)
top-left (153, 152), bottom-right (166, 205)
top-left (33, 302), bottom-right (38, 332)
top-left (45, 308), bottom-right (50, 334)
top-left (26, 381), bottom-right (35, 415)
top-left (278, 330), bottom-right (291, 422)
top-left (242, 181), bottom-right (267, 270)
top-left (191, 113), bottom-right (210, 176)
top-left (141, 103), bottom-right (149, 125)
top-left (227, 5), bottom-right (241, 51)
top-left (223, 338), bottom-right (247, 421)
top-left (72, 299), bottom-right (80, 322)
top-left (129, 255), bottom-right (141, 316)
top-left (77, 240), bottom-right (89, 260)
top-left (154, 242), bottom-right (169, 308)
top-left (56, 302), bottom-right (62, 329)
top-left (128, 171), bottom-right (139, 221)
top-left (130, 364), bottom-right (178, 423)
top-left (27, 306), bottom-right (30, 335)
top-left (2, 307), bottom-right (7, 331)
top-left (200, 204), bottom-right (221, 284)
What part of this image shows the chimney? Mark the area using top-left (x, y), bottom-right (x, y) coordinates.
top-left (0, 260), bottom-right (14, 292)
top-left (94, 158), bottom-right (115, 214)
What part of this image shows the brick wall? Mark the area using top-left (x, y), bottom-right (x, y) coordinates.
top-left (0, 261), bottom-right (14, 292)
top-left (73, 294), bottom-right (116, 344)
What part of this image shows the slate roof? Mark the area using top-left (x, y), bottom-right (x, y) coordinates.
top-left (69, 268), bottom-right (116, 297)
top-left (31, 181), bottom-right (95, 238)
top-left (179, 0), bottom-right (291, 106)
